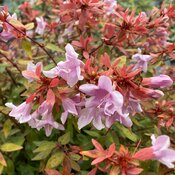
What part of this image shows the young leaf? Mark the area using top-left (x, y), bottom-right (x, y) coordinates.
top-left (46, 151), bottom-right (65, 169)
top-left (33, 141), bottom-right (56, 153)
top-left (115, 123), bottom-right (138, 142)
top-left (25, 23), bottom-right (34, 30)
top-left (58, 132), bottom-right (71, 145)
top-left (22, 39), bottom-right (32, 58)
top-left (32, 150), bottom-right (51, 161)
top-left (3, 119), bottom-right (13, 138)
top-left (0, 143), bottom-right (23, 152)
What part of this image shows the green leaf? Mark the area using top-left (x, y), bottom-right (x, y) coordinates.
top-left (58, 132), bottom-right (71, 145)
top-left (0, 164), bottom-right (4, 175)
top-left (22, 39), bottom-right (32, 58)
top-left (70, 159), bottom-right (80, 171)
top-left (9, 19), bottom-right (25, 28)
top-left (46, 43), bottom-right (64, 53)
top-left (46, 151), bottom-right (65, 169)
top-left (0, 143), bottom-right (23, 152)
top-left (6, 158), bottom-right (15, 175)
top-left (70, 154), bottom-right (81, 161)
top-left (3, 119), bottom-right (13, 138)
top-left (84, 130), bottom-right (100, 138)
top-left (0, 106), bottom-right (10, 115)
top-left (115, 123), bottom-right (138, 142)
top-left (0, 63), bottom-right (8, 73)
top-left (33, 141), bottom-right (56, 153)
top-left (32, 150), bottom-right (51, 161)
top-left (25, 23), bottom-right (34, 30)
top-left (116, 56), bottom-right (126, 68)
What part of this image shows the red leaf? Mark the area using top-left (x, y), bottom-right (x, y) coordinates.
top-left (26, 93), bottom-right (36, 103)
top-left (91, 156), bottom-right (106, 165)
top-left (133, 147), bottom-right (154, 161)
top-left (84, 59), bottom-right (91, 71)
top-left (83, 51), bottom-right (89, 59)
top-left (127, 167), bottom-right (143, 175)
top-left (100, 52), bottom-right (111, 68)
top-left (88, 168), bottom-right (97, 175)
top-left (46, 89), bottom-right (55, 105)
top-left (92, 139), bottom-right (104, 152)
top-left (44, 169), bottom-right (61, 175)
top-left (36, 64), bottom-right (42, 77)
top-left (72, 41), bottom-right (82, 48)
top-left (107, 143), bottom-right (116, 157)
top-left (50, 78), bottom-right (59, 88)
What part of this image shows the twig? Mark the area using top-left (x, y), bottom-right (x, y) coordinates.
top-left (164, 169), bottom-right (175, 175)
top-left (5, 21), bottom-right (57, 65)
top-left (0, 52), bottom-right (22, 73)
top-left (5, 68), bottom-right (18, 86)
top-left (89, 42), bottom-right (104, 56)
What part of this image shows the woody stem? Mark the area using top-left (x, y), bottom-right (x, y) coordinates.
top-left (5, 20), bottom-right (57, 65)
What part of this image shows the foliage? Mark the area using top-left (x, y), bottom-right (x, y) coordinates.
top-left (0, 0), bottom-right (175, 175)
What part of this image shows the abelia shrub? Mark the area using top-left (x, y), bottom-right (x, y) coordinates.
top-left (0, 0), bottom-right (175, 174)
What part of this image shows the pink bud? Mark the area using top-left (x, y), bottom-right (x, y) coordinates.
top-left (142, 75), bottom-right (173, 88)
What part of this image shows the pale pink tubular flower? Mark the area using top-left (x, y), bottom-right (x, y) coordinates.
top-left (134, 135), bottom-right (175, 168)
top-left (61, 97), bottom-right (78, 124)
top-left (43, 43), bottom-right (84, 87)
top-left (142, 74), bottom-right (173, 88)
top-left (132, 49), bottom-right (152, 73)
top-left (35, 17), bottom-right (46, 35)
top-left (151, 135), bottom-right (175, 168)
top-left (78, 76), bottom-right (131, 130)
top-left (29, 100), bottom-right (64, 136)
top-left (5, 101), bottom-right (32, 123)
top-left (22, 62), bottom-right (42, 82)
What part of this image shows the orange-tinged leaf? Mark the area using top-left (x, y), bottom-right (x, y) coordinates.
top-left (0, 152), bottom-right (7, 166)
top-left (46, 89), bottom-right (55, 105)
top-left (92, 139), bottom-right (104, 152)
top-left (91, 156), bottom-right (106, 165)
top-left (133, 147), bottom-right (154, 161)
top-left (80, 150), bottom-right (99, 158)
top-left (109, 166), bottom-right (120, 175)
top-left (45, 169), bottom-right (62, 175)
top-left (107, 143), bottom-right (116, 157)
top-left (50, 78), bottom-right (59, 88)
top-left (101, 52), bottom-right (111, 68)
top-left (127, 167), bottom-right (143, 175)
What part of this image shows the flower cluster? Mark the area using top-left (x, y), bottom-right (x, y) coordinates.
top-left (5, 42), bottom-right (173, 136)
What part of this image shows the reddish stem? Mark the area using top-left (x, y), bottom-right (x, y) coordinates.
top-left (5, 20), bottom-right (57, 65)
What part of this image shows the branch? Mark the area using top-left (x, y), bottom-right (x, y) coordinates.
top-left (0, 52), bottom-right (22, 73)
top-left (5, 21), bottom-right (57, 65)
